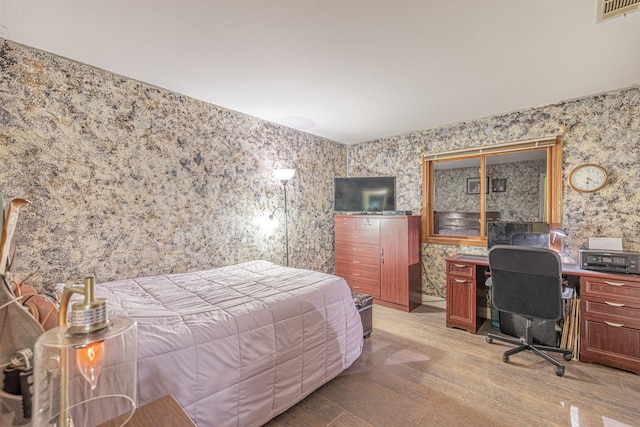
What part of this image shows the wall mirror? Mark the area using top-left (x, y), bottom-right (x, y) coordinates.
top-left (422, 136), bottom-right (562, 248)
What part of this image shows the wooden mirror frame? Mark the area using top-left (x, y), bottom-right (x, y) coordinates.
top-left (421, 135), bottom-right (563, 250)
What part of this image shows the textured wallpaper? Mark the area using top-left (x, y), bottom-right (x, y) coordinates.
top-left (2, 38), bottom-right (639, 300)
top-left (349, 87), bottom-right (640, 297)
top-left (0, 39), bottom-right (346, 287)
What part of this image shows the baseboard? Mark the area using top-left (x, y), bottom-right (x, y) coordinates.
top-left (421, 295), bottom-right (446, 309)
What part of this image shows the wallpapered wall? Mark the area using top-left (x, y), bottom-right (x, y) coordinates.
top-left (349, 87), bottom-right (640, 298)
top-left (2, 39), bottom-right (639, 300)
top-left (0, 39), bottom-right (346, 287)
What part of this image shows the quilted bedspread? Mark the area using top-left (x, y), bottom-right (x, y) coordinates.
top-left (88, 260), bottom-right (364, 426)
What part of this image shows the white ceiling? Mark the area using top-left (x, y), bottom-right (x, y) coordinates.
top-left (1, 0), bottom-right (639, 144)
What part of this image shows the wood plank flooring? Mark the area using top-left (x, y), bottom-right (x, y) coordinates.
top-left (265, 304), bottom-right (640, 427)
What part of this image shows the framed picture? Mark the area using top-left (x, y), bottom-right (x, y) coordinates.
top-left (466, 177), bottom-right (489, 194)
top-left (492, 178), bottom-right (507, 193)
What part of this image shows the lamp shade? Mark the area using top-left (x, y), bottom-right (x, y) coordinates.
top-left (273, 168), bottom-right (295, 182)
top-left (33, 277), bottom-right (137, 427)
top-left (550, 228), bottom-right (568, 239)
top-left (33, 317), bottom-right (137, 426)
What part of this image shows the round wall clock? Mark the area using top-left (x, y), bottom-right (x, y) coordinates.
top-left (568, 163), bottom-right (608, 193)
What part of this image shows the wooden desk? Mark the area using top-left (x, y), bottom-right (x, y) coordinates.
top-left (445, 253), bottom-right (640, 374)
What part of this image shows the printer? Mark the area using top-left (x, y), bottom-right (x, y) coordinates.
top-left (579, 249), bottom-right (640, 274)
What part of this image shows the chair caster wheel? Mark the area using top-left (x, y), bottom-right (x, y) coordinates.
top-left (554, 367), bottom-right (565, 377)
top-left (486, 336), bottom-right (493, 344)
top-left (502, 354), bottom-right (509, 363)
top-left (563, 353), bottom-right (572, 361)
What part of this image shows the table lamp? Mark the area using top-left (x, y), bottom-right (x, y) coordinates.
top-left (33, 277), bottom-right (137, 426)
top-left (550, 228), bottom-right (568, 244)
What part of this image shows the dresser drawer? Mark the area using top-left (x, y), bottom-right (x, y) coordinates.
top-left (581, 276), bottom-right (640, 302)
top-left (334, 254), bottom-right (380, 270)
top-left (344, 280), bottom-right (381, 299)
top-left (335, 216), bottom-right (379, 231)
top-left (335, 241), bottom-right (380, 258)
top-left (335, 217), bottom-right (357, 232)
top-left (446, 260), bottom-right (477, 279)
top-left (335, 261), bottom-right (381, 283)
top-left (336, 230), bottom-right (380, 245)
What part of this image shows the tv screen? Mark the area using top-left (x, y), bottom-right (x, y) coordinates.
top-left (334, 176), bottom-right (396, 213)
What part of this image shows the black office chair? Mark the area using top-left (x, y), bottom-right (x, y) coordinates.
top-left (485, 245), bottom-right (573, 376)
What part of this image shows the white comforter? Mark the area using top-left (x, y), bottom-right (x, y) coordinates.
top-left (90, 260), bottom-right (364, 426)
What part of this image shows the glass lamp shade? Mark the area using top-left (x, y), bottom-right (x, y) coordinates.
top-left (33, 317), bottom-right (137, 427)
top-left (273, 168), bottom-right (295, 182)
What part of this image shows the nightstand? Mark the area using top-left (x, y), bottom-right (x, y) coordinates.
top-left (125, 395), bottom-right (195, 427)
top-left (100, 394), bottom-right (195, 427)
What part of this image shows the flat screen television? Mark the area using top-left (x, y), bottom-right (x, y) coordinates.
top-left (334, 176), bottom-right (396, 213)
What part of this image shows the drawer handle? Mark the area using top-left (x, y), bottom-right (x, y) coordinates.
top-left (352, 273), bottom-right (360, 277)
top-left (604, 280), bottom-right (625, 287)
top-left (454, 279), bottom-right (467, 283)
top-left (352, 286), bottom-right (360, 289)
top-left (604, 301), bottom-right (625, 307)
top-left (453, 263), bottom-right (467, 268)
top-left (604, 321), bottom-right (624, 328)
top-left (352, 260), bottom-right (360, 264)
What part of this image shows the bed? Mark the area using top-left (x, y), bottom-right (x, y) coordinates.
top-left (62, 260), bottom-right (364, 427)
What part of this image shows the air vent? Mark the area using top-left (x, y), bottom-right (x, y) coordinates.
top-left (597, 0), bottom-right (640, 22)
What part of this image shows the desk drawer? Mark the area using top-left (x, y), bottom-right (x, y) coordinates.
top-left (582, 297), bottom-right (640, 323)
top-left (580, 317), bottom-right (640, 361)
top-left (446, 260), bottom-right (477, 279)
top-left (581, 276), bottom-right (640, 302)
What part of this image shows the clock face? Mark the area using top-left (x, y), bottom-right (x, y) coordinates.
top-left (569, 164), bottom-right (608, 192)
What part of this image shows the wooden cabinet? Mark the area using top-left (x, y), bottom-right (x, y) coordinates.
top-left (580, 274), bottom-right (640, 375)
top-left (445, 257), bottom-right (487, 333)
top-left (334, 215), bottom-right (421, 312)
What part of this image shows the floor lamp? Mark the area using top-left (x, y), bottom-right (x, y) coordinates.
top-left (273, 168), bottom-right (295, 266)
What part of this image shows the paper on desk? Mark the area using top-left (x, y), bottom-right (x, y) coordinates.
top-left (588, 237), bottom-right (622, 251)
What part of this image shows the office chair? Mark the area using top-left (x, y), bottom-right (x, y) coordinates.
top-left (485, 245), bottom-right (573, 376)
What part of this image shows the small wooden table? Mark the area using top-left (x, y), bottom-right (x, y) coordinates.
top-left (100, 394), bottom-right (195, 427)
top-left (125, 395), bottom-right (195, 427)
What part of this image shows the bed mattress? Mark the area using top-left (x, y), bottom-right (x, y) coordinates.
top-left (85, 260), bottom-right (364, 426)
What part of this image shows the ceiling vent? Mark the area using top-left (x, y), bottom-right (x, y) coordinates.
top-left (597, 0), bottom-right (640, 22)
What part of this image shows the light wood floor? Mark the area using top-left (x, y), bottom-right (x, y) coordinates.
top-left (265, 304), bottom-right (640, 427)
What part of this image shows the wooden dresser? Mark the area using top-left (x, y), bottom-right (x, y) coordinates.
top-left (334, 215), bottom-right (422, 312)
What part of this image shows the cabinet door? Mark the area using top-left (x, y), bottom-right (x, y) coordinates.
top-left (446, 275), bottom-right (477, 332)
top-left (380, 218), bottom-right (408, 306)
